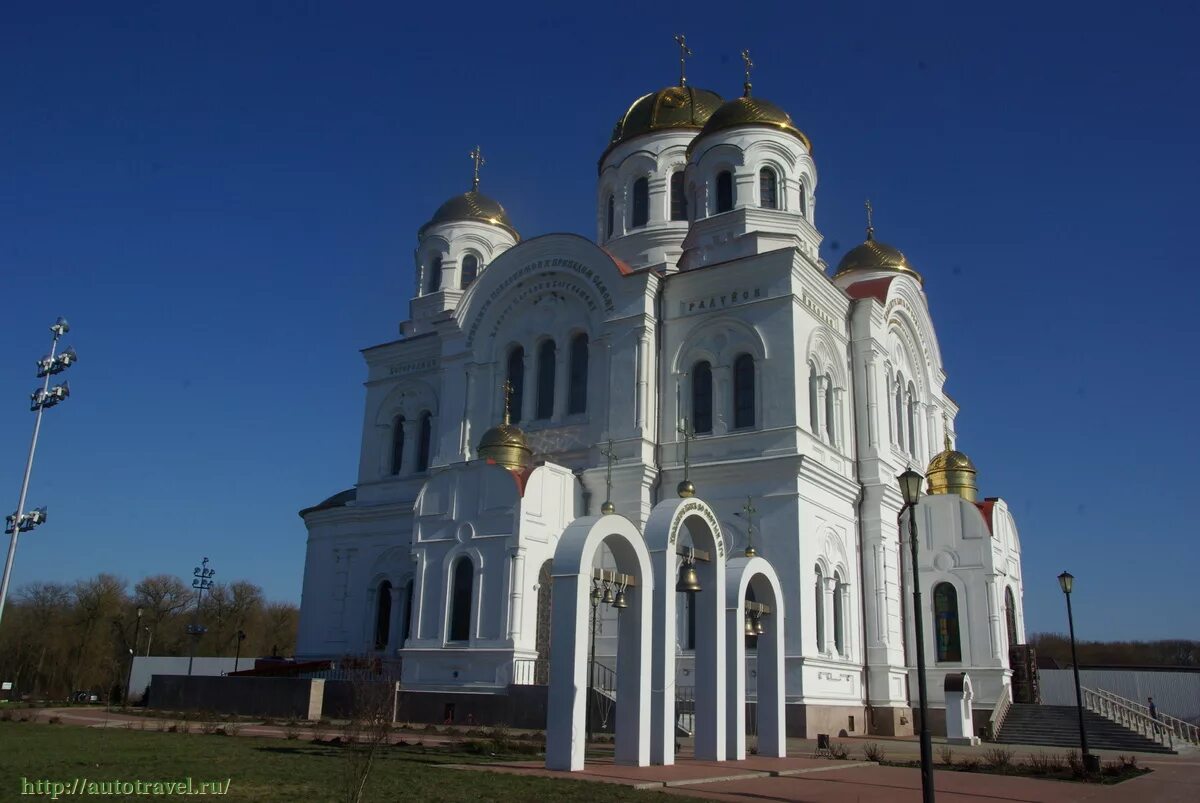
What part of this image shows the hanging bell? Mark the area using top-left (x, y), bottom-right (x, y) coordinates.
top-left (744, 613), bottom-right (756, 636)
top-left (602, 582), bottom-right (616, 605)
top-left (754, 613), bottom-right (766, 635)
top-left (590, 584), bottom-right (603, 606)
top-left (612, 589), bottom-right (628, 609)
top-left (676, 561), bottom-right (702, 594)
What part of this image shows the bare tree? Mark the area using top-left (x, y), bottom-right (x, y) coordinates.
top-left (339, 666), bottom-right (396, 803)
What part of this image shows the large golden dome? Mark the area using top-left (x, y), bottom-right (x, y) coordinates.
top-left (477, 421), bottom-right (531, 471)
top-left (689, 94), bottom-right (812, 154)
top-left (603, 85), bottom-right (723, 161)
top-left (834, 232), bottom-right (922, 284)
top-left (926, 446), bottom-right (978, 502)
top-left (420, 191), bottom-right (519, 239)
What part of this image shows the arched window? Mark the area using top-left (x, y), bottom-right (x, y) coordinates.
top-left (825, 373), bottom-right (837, 446)
top-left (934, 582), bottom-right (962, 662)
top-left (426, 255), bottom-right (443, 294)
top-left (402, 579), bottom-right (414, 644)
top-left (814, 566), bottom-right (826, 650)
top-left (1005, 587), bottom-right (1018, 647)
top-left (808, 363), bottom-right (819, 433)
top-left (507, 347), bottom-right (525, 424)
top-left (390, 415), bottom-right (405, 475)
top-left (906, 382), bottom-right (917, 458)
top-left (833, 573), bottom-right (845, 655)
top-left (759, 168), bottom-right (778, 209)
top-left (448, 557), bottom-right (473, 642)
top-left (416, 411), bottom-right (432, 472)
top-left (374, 581), bottom-right (392, 650)
top-left (894, 374), bottom-right (906, 449)
top-left (567, 333), bottom-right (588, 415)
top-left (733, 353), bottom-right (755, 428)
top-left (606, 194), bottom-right (615, 239)
top-left (631, 177), bottom-right (649, 228)
top-left (798, 181), bottom-right (808, 219)
top-left (691, 361), bottom-right (713, 434)
top-left (536, 339), bottom-right (556, 420)
top-left (460, 254), bottom-right (478, 289)
top-left (670, 172), bottom-right (687, 221)
top-left (716, 171), bottom-right (734, 213)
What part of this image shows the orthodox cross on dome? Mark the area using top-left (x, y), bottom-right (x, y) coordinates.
top-left (599, 438), bottom-right (619, 514)
top-left (469, 145), bottom-right (485, 192)
top-left (676, 415), bottom-right (696, 497)
top-left (942, 412), bottom-right (953, 451)
top-left (675, 33), bottom-right (693, 87)
top-left (500, 379), bottom-right (513, 425)
top-left (741, 49), bottom-right (754, 97)
top-left (741, 496), bottom-right (758, 557)
top-left (865, 198), bottom-right (875, 240)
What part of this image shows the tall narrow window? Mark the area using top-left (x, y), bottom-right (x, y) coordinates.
top-left (691, 361), bottom-right (713, 434)
top-left (390, 416), bottom-right (405, 475)
top-left (809, 363), bottom-right (819, 433)
top-left (814, 567), bottom-right (826, 650)
top-left (733, 353), bottom-right (755, 428)
top-left (716, 171), bottom-right (734, 213)
top-left (460, 254), bottom-right (478, 289)
top-left (833, 573), bottom-right (845, 655)
top-left (670, 172), bottom-right (687, 220)
top-left (894, 374), bottom-right (905, 449)
top-left (934, 582), bottom-right (962, 662)
top-left (507, 347), bottom-right (525, 424)
top-left (536, 340), bottom-right (556, 420)
top-left (449, 557), bottom-right (473, 642)
top-left (906, 382), bottom-right (917, 458)
top-left (426, 256), bottom-right (443, 294)
top-left (825, 373), bottom-right (837, 446)
top-left (606, 194), bottom-right (615, 238)
top-left (631, 177), bottom-right (649, 228)
top-left (1005, 587), bottom-right (1018, 647)
top-left (567, 333), bottom-right (588, 415)
top-left (374, 581), bottom-right (392, 650)
top-left (402, 579), bottom-right (414, 643)
top-left (798, 182), bottom-right (808, 219)
top-left (416, 411), bottom-right (432, 472)
top-left (759, 168), bottom-right (778, 209)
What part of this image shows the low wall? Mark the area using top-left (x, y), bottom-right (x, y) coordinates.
top-left (392, 686), bottom-right (550, 730)
top-left (148, 675), bottom-right (324, 720)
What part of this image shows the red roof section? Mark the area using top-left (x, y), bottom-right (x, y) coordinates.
top-left (482, 458), bottom-right (536, 496)
top-left (975, 499), bottom-right (996, 535)
top-left (599, 247), bottom-right (635, 276)
top-left (844, 276), bottom-right (896, 304)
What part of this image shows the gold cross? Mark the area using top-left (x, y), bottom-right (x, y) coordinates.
top-left (469, 145), bottom-right (485, 191)
top-left (943, 412), bottom-right (953, 452)
top-left (599, 439), bottom-right (619, 511)
top-left (865, 199), bottom-right (875, 239)
top-left (741, 49), bottom-right (754, 96)
top-left (675, 34), bottom-right (692, 87)
top-left (501, 379), bottom-right (513, 425)
top-left (741, 496), bottom-right (758, 557)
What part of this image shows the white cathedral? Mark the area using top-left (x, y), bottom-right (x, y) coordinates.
top-left (296, 56), bottom-right (1028, 739)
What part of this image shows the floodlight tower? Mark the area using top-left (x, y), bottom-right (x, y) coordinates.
top-left (187, 557), bottom-right (216, 676)
top-left (0, 317), bottom-right (76, 628)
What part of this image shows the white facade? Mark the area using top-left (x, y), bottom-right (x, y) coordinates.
top-left (296, 78), bottom-right (1028, 737)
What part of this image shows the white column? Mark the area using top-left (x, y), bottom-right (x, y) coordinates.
top-left (816, 376), bottom-right (829, 444)
top-left (508, 547), bottom-right (526, 643)
top-left (387, 583), bottom-right (403, 653)
top-left (822, 576), bottom-right (837, 654)
top-left (873, 544), bottom-right (888, 646)
top-left (635, 328), bottom-right (648, 433)
top-left (399, 418), bottom-right (419, 475)
top-left (521, 349), bottom-right (535, 423)
top-left (864, 357), bottom-right (880, 449)
top-left (985, 577), bottom-right (1001, 661)
top-left (714, 363), bottom-right (732, 433)
top-left (647, 176), bottom-right (668, 224)
top-left (553, 343), bottom-right (569, 423)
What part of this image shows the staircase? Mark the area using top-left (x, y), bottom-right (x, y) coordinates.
top-left (996, 704), bottom-right (1175, 753)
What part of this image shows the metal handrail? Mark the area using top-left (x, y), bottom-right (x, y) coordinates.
top-left (1092, 687), bottom-right (1197, 746)
top-left (1082, 687), bottom-right (1174, 749)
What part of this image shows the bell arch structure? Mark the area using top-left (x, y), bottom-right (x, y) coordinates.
top-left (725, 556), bottom-right (786, 760)
top-left (643, 496), bottom-right (727, 765)
top-left (545, 514), bottom-right (653, 772)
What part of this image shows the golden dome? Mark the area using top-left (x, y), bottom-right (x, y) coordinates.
top-left (689, 94), bottom-right (812, 154)
top-left (926, 446), bottom-right (978, 502)
top-left (421, 191), bottom-right (519, 239)
top-left (477, 422), bottom-right (532, 470)
top-left (834, 231), bottom-right (923, 284)
top-left (603, 85), bottom-right (723, 161)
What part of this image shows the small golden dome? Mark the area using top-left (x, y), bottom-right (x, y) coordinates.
top-left (689, 95), bottom-right (812, 154)
top-left (926, 446), bottom-right (978, 502)
top-left (421, 191), bottom-right (519, 239)
top-left (603, 86), bottom-right (723, 162)
top-left (477, 422), bottom-right (531, 471)
top-left (834, 232), bottom-right (922, 284)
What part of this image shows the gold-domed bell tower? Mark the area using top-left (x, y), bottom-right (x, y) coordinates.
top-left (925, 429), bottom-right (978, 502)
top-left (477, 381), bottom-right (532, 471)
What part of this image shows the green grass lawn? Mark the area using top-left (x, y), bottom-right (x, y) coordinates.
top-left (0, 721), bottom-right (677, 802)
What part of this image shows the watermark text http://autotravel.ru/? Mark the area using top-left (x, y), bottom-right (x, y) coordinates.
top-left (22, 777), bottom-right (231, 799)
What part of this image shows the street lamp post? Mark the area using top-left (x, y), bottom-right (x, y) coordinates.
top-left (187, 557), bottom-right (215, 676)
top-left (898, 468), bottom-right (935, 803)
top-left (1058, 571), bottom-right (1099, 774)
top-left (1, 317), bottom-right (76, 628)
top-left (124, 607), bottom-right (143, 706)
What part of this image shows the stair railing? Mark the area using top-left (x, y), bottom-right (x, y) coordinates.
top-left (1082, 687), bottom-right (1174, 750)
top-left (984, 683), bottom-right (1012, 741)
top-left (1091, 687), bottom-right (1197, 747)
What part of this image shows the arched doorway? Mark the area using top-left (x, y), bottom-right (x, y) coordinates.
top-left (724, 557), bottom-right (786, 759)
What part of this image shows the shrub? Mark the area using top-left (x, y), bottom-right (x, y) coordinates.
top-left (829, 741), bottom-right (850, 760)
top-left (199, 720), bottom-right (221, 735)
top-left (1024, 751), bottom-right (1064, 775)
top-left (47, 715), bottom-right (62, 725)
top-left (982, 747), bottom-right (1014, 769)
top-left (959, 758), bottom-right (980, 772)
top-left (282, 720), bottom-right (302, 740)
top-left (937, 745), bottom-right (954, 766)
top-left (1064, 750), bottom-right (1083, 777)
top-left (862, 742), bottom-right (886, 762)
top-left (222, 722), bottom-right (242, 737)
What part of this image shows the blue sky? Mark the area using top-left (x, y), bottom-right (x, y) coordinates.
top-left (2, 2), bottom-right (1196, 641)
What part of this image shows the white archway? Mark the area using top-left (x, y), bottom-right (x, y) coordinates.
top-left (545, 514), bottom-right (653, 771)
top-left (644, 497), bottom-right (727, 765)
top-left (725, 556), bottom-right (786, 759)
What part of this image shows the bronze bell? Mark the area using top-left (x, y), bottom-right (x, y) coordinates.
top-left (754, 613), bottom-right (766, 635)
top-left (676, 560), bottom-right (702, 593)
top-left (602, 582), bottom-right (616, 605)
top-left (590, 584), bottom-right (603, 606)
top-left (613, 589), bottom-right (628, 609)
top-left (744, 613), bottom-right (756, 636)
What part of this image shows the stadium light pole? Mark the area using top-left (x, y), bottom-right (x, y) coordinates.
top-left (898, 468), bottom-right (935, 803)
top-left (187, 557), bottom-right (216, 676)
top-left (0, 317), bottom-right (76, 628)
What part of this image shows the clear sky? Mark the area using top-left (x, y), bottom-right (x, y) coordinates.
top-left (2, 2), bottom-right (1196, 641)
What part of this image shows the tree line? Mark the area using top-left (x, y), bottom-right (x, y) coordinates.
top-left (1030, 633), bottom-right (1200, 667)
top-left (0, 572), bottom-right (298, 700)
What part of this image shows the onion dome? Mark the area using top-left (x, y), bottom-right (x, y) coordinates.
top-left (926, 433), bottom-right (978, 502)
top-left (691, 94), bottom-right (812, 154)
top-left (477, 384), bottom-right (531, 471)
top-left (603, 85), bottom-right (723, 161)
top-left (419, 190), bottom-right (519, 240)
top-left (834, 207), bottom-right (922, 284)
